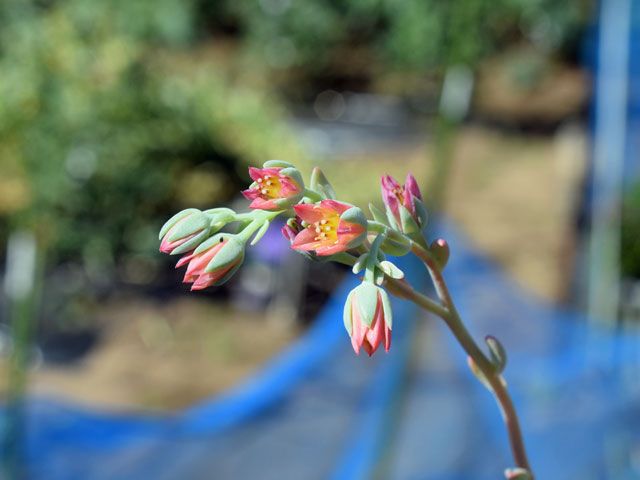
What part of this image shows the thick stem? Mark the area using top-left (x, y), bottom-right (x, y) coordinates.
top-left (405, 241), bottom-right (533, 476)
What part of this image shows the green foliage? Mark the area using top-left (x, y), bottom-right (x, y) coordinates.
top-left (621, 183), bottom-right (640, 279)
top-left (225, 0), bottom-right (590, 75)
top-left (0, 0), bottom-right (301, 272)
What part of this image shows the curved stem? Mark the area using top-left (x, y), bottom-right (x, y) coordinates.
top-left (404, 241), bottom-right (533, 476)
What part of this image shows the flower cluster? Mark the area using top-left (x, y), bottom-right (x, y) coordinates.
top-left (159, 160), bottom-right (428, 356)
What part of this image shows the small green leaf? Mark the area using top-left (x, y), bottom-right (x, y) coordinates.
top-left (368, 203), bottom-right (389, 226)
top-left (379, 260), bottom-right (404, 279)
top-left (485, 335), bottom-right (507, 373)
top-left (310, 167), bottom-right (336, 199)
top-left (352, 253), bottom-right (369, 274)
top-left (250, 220), bottom-right (271, 246)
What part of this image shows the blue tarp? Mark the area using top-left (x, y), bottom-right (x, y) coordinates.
top-left (2, 221), bottom-right (639, 479)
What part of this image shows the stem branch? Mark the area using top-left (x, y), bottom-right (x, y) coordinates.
top-left (399, 240), bottom-right (533, 476)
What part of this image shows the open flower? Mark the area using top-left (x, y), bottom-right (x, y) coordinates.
top-left (291, 200), bottom-right (366, 256)
top-left (159, 209), bottom-right (210, 255)
top-left (381, 174), bottom-right (426, 233)
top-left (343, 283), bottom-right (392, 356)
top-left (242, 166), bottom-right (303, 210)
top-left (175, 234), bottom-right (244, 290)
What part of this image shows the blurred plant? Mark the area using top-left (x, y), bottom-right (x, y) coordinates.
top-left (621, 182), bottom-right (640, 279)
top-left (222, 0), bottom-right (589, 80)
top-left (0, 0), bottom-right (302, 287)
top-left (159, 161), bottom-right (534, 478)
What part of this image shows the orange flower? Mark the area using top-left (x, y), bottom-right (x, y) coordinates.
top-left (291, 200), bottom-right (366, 256)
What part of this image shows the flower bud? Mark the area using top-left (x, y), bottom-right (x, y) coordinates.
top-left (175, 234), bottom-right (244, 290)
top-left (343, 282), bottom-right (393, 356)
top-left (159, 209), bottom-right (210, 255)
top-left (430, 238), bottom-right (450, 269)
top-left (381, 174), bottom-right (427, 233)
top-left (504, 468), bottom-right (532, 480)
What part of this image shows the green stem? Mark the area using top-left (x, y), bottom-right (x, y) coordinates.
top-left (303, 188), bottom-right (323, 202)
top-left (406, 241), bottom-right (533, 476)
top-left (236, 210), bottom-right (282, 243)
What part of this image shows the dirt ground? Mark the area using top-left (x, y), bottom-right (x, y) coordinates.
top-left (3, 123), bottom-right (587, 412)
top-left (27, 297), bottom-right (296, 411)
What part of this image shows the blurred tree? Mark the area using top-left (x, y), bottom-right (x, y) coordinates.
top-left (221, 0), bottom-right (590, 90)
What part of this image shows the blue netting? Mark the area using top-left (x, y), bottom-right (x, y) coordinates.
top-left (1, 220), bottom-right (639, 479)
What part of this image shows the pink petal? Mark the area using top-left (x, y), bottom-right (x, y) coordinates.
top-left (315, 243), bottom-right (348, 256)
top-left (248, 166), bottom-right (281, 182)
top-left (293, 203), bottom-right (330, 224)
top-left (350, 301), bottom-right (368, 355)
top-left (249, 197), bottom-right (279, 210)
top-left (291, 227), bottom-right (325, 251)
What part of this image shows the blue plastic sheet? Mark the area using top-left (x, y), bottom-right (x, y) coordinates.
top-left (2, 223), bottom-right (639, 479)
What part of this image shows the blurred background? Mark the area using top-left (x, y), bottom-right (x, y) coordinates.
top-left (0, 0), bottom-right (639, 478)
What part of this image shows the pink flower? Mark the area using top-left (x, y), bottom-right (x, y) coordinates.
top-left (380, 174), bottom-right (426, 232)
top-left (291, 200), bottom-right (366, 256)
top-left (175, 235), bottom-right (244, 290)
top-left (343, 283), bottom-right (392, 356)
top-left (242, 167), bottom-right (303, 210)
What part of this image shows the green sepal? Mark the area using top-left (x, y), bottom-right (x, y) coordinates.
top-left (310, 167), bottom-right (336, 199)
top-left (352, 253), bottom-right (369, 274)
top-left (159, 208), bottom-right (199, 240)
top-left (368, 203), bottom-right (389, 226)
top-left (194, 233), bottom-right (227, 254)
top-left (343, 289), bottom-right (355, 335)
top-left (414, 199), bottom-right (428, 227)
top-left (340, 207), bottom-right (367, 248)
top-left (263, 159), bottom-right (295, 168)
top-left (379, 260), bottom-right (404, 279)
top-left (170, 229), bottom-right (210, 255)
top-left (399, 205), bottom-right (420, 234)
top-left (374, 268), bottom-right (385, 286)
top-left (380, 289), bottom-right (393, 329)
top-left (380, 235), bottom-right (411, 256)
top-left (485, 335), bottom-right (507, 373)
top-left (278, 167), bottom-right (304, 189)
top-left (355, 282), bottom-right (380, 327)
top-left (250, 220), bottom-right (271, 246)
top-left (166, 211), bottom-right (208, 243)
top-left (205, 236), bottom-right (245, 273)
top-left (210, 260), bottom-right (244, 286)
top-left (340, 206), bottom-right (367, 228)
top-left (385, 208), bottom-right (399, 231)
top-left (204, 207), bottom-right (236, 217)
